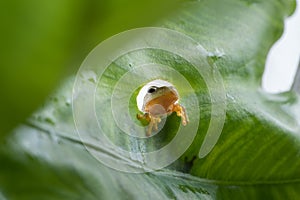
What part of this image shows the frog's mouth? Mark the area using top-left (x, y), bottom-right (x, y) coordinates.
top-left (136, 79), bottom-right (175, 112)
top-left (144, 92), bottom-right (178, 113)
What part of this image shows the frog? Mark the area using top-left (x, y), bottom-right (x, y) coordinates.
top-left (137, 85), bottom-right (189, 136)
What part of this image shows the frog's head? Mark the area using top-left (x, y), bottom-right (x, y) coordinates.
top-left (144, 86), bottom-right (173, 99)
top-left (142, 86), bottom-right (178, 112)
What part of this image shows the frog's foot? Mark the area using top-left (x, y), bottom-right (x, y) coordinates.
top-left (137, 113), bottom-right (151, 122)
top-left (173, 104), bottom-right (189, 126)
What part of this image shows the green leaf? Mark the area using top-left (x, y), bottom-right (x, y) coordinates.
top-left (1, 0), bottom-right (300, 199)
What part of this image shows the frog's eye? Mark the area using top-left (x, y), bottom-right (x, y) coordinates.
top-left (147, 87), bottom-right (157, 94)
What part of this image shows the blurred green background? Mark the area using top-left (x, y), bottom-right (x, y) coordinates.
top-left (0, 0), bottom-right (177, 137)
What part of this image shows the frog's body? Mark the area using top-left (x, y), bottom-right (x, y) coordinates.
top-left (137, 86), bottom-right (188, 136)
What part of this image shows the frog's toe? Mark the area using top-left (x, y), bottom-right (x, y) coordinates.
top-left (182, 118), bottom-right (188, 126)
top-left (136, 113), bottom-right (143, 120)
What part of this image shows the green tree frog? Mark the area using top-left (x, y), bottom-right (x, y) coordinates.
top-left (137, 86), bottom-right (188, 136)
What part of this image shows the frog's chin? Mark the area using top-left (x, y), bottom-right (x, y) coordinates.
top-left (152, 113), bottom-right (169, 119)
top-left (145, 104), bottom-right (167, 116)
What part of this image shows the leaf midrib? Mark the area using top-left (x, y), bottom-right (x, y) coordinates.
top-left (24, 121), bottom-right (300, 187)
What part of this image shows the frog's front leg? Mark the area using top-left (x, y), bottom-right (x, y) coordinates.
top-left (137, 113), bottom-right (161, 136)
top-left (173, 104), bottom-right (189, 126)
top-left (146, 116), bottom-right (161, 136)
